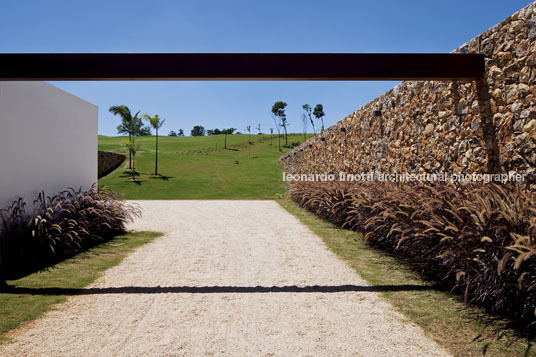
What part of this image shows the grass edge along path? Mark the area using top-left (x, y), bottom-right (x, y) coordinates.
top-left (0, 231), bottom-right (163, 344)
top-left (278, 198), bottom-right (534, 357)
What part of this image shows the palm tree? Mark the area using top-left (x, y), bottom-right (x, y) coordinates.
top-left (142, 114), bottom-right (166, 176)
top-left (109, 105), bottom-right (142, 169)
top-left (121, 139), bottom-right (140, 181)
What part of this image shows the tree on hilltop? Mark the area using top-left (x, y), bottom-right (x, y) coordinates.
top-left (191, 125), bottom-right (205, 137)
top-left (272, 101), bottom-right (288, 146)
top-left (313, 104), bottom-right (325, 132)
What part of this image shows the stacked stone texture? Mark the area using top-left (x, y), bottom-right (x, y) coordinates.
top-left (280, 2), bottom-right (536, 185)
top-left (98, 150), bottom-right (125, 179)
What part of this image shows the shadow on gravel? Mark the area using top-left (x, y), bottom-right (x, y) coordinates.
top-left (0, 284), bottom-right (438, 295)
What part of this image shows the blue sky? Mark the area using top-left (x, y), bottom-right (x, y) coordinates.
top-left (0, 0), bottom-right (532, 136)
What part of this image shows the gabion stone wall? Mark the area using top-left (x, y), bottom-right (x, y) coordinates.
top-left (98, 150), bottom-right (126, 179)
top-left (280, 2), bottom-right (536, 185)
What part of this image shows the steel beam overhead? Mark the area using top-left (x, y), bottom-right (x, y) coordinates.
top-left (0, 53), bottom-right (484, 81)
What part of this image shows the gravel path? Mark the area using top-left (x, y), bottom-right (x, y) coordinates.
top-left (1, 200), bottom-right (450, 356)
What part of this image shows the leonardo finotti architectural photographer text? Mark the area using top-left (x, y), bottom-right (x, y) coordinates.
top-left (282, 171), bottom-right (525, 184)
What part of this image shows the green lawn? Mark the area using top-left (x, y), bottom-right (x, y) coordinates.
top-left (99, 133), bottom-right (311, 199)
top-left (0, 231), bottom-right (163, 344)
top-left (279, 199), bottom-right (534, 357)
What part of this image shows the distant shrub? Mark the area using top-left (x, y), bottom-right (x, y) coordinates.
top-left (0, 185), bottom-right (141, 280)
top-left (282, 142), bottom-right (301, 149)
top-left (191, 125), bottom-right (205, 137)
top-left (289, 180), bottom-right (536, 331)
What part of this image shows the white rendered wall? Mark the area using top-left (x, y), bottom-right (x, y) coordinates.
top-left (0, 81), bottom-right (97, 209)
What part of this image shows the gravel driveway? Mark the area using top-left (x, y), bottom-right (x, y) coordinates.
top-left (1, 200), bottom-right (449, 356)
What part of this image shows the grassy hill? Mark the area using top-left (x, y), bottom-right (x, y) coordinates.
top-left (98, 133), bottom-right (311, 199)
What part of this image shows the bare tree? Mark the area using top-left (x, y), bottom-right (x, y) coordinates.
top-left (271, 115), bottom-right (282, 152)
top-left (302, 104), bottom-right (315, 134)
top-left (301, 113), bottom-right (308, 140)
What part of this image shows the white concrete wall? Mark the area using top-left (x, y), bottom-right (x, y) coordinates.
top-left (0, 81), bottom-right (97, 209)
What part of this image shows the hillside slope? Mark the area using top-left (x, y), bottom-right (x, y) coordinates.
top-left (98, 133), bottom-right (310, 199)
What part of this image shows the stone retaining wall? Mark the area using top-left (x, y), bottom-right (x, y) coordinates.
top-left (280, 2), bottom-right (536, 186)
top-left (98, 151), bottom-right (125, 178)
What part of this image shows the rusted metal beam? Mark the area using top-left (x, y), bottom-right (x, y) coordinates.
top-left (0, 53), bottom-right (484, 81)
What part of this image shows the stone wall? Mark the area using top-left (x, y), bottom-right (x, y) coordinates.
top-left (280, 2), bottom-right (536, 185)
top-left (98, 151), bottom-right (125, 179)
